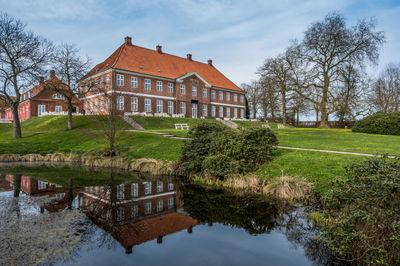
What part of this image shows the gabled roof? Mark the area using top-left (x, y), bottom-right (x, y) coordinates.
top-left (85, 41), bottom-right (243, 92)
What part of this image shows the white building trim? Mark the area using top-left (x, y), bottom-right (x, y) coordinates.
top-left (210, 102), bottom-right (245, 108)
top-left (176, 72), bottom-right (212, 88)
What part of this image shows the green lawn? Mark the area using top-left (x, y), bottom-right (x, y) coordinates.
top-left (233, 120), bottom-right (292, 130)
top-left (130, 116), bottom-right (225, 137)
top-left (257, 149), bottom-right (365, 195)
top-left (277, 128), bottom-right (400, 156)
top-left (0, 116), bottom-right (183, 161)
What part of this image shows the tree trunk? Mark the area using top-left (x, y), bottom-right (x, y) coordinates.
top-left (319, 77), bottom-right (330, 128)
top-left (68, 178), bottom-right (73, 209)
top-left (252, 101), bottom-right (257, 119)
top-left (281, 90), bottom-right (286, 124)
top-left (11, 104), bottom-right (22, 139)
top-left (296, 109), bottom-right (300, 126)
top-left (13, 174), bottom-right (21, 197)
top-left (67, 98), bottom-right (73, 130)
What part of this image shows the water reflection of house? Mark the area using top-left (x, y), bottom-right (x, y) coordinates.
top-left (3, 174), bottom-right (80, 212)
top-left (79, 180), bottom-right (198, 253)
top-left (0, 174), bottom-right (13, 192)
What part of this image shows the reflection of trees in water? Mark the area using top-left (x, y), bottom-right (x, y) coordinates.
top-left (181, 184), bottom-right (342, 265)
top-left (0, 175), bottom-right (94, 265)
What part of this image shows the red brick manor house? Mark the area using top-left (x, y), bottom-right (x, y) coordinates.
top-left (81, 37), bottom-right (246, 119)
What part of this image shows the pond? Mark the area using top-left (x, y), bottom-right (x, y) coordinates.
top-left (0, 163), bottom-right (335, 265)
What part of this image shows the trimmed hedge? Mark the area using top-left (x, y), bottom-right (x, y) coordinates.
top-left (176, 122), bottom-right (278, 179)
top-left (352, 112), bottom-right (400, 135)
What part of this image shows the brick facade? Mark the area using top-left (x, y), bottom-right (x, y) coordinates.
top-left (81, 37), bottom-right (246, 119)
top-left (3, 71), bottom-right (82, 121)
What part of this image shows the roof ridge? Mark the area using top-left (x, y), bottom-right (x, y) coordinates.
top-left (111, 44), bottom-right (125, 68)
top-left (129, 44), bottom-right (213, 67)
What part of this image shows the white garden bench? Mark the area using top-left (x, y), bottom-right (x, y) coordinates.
top-left (175, 123), bottom-right (190, 130)
top-left (278, 124), bottom-right (286, 129)
top-left (261, 124), bottom-right (270, 129)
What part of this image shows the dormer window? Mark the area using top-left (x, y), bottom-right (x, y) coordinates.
top-left (52, 93), bottom-right (64, 100)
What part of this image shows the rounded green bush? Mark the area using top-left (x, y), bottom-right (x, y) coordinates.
top-left (202, 154), bottom-right (240, 179)
top-left (352, 112), bottom-right (400, 135)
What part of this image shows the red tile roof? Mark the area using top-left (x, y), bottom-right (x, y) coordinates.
top-left (86, 41), bottom-right (243, 92)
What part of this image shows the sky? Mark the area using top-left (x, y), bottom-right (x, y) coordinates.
top-left (1, 0), bottom-right (400, 86)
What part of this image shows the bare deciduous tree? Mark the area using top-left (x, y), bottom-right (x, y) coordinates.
top-left (51, 43), bottom-right (92, 130)
top-left (368, 63), bottom-right (400, 113)
top-left (0, 12), bottom-right (53, 138)
top-left (241, 81), bottom-right (260, 119)
top-left (289, 12), bottom-right (385, 128)
top-left (259, 55), bottom-right (292, 123)
top-left (334, 62), bottom-right (369, 125)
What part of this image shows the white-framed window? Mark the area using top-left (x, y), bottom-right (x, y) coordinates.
top-left (219, 106), bottom-right (224, 118)
top-left (90, 101), bottom-right (93, 113)
top-left (131, 205), bottom-right (138, 217)
top-left (211, 90), bottom-right (216, 99)
top-left (55, 106), bottom-right (62, 113)
top-left (117, 184), bottom-right (125, 200)
top-left (168, 83), bottom-right (174, 93)
top-left (117, 74), bottom-right (124, 86)
top-left (117, 208), bottom-right (125, 221)
top-left (234, 108), bottom-right (238, 118)
top-left (211, 105), bottom-right (216, 117)
top-left (157, 181), bottom-right (163, 193)
top-left (234, 94), bottom-right (238, 102)
top-left (85, 101), bottom-right (88, 114)
top-left (100, 98), bottom-right (104, 112)
top-left (168, 101), bottom-right (174, 114)
top-left (192, 86), bottom-right (197, 96)
top-left (52, 93), bottom-right (64, 100)
top-left (145, 98), bottom-right (151, 112)
top-left (219, 91), bottom-right (223, 100)
top-left (168, 197), bottom-right (174, 209)
top-left (202, 104), bottom-right (207, 117)
top-left (168, 183), bottom-right (174, 191)
top-left (144, 182), bottom-right (152, 195)
top-left (203, 88), bottom-right (207, 97)
top-left (226, 92), bottom-right (231, 101)
top-left (145, 79), bottom-right (151, 90)
top-left (240, 108), bottom-right (245, 118)
top-left (157, 200), bottom-right (163, 212)
top-left (180, 102), bottom-right (186, 114)
top-left (94, 98), bottom-right (98, 112)
top-left (145, 202), bottom-right (152, 214)
top-left (117, 95), bottom-right (124, 111)
top-left (100, 76), bottom-right (104, 88)
top-left (156, 80), bottom-right (163, 91)
top-left (226, 107), bottom-right (231, 118)
top-left (131, 97), bottom-right (138, 112)
top-left (131, 183), bottom-right (138, 197)
top-left (38, 180), bottom-right (48, 190)
top-left (180, 84), bottom-right (186, 95)
top-left (131, 76), bottom-right (138, 88)
top-left (240, 95), bottom-right (244, 103)
top-left (106, 75), bottom-right (111, 85)
top-left (156, 99), bottom-right (163, 113)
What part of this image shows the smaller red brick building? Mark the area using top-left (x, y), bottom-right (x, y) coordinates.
top-left (3, 70), bottom-right (82, 121)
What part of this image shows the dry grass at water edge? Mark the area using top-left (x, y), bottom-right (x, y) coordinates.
top-left (0, 153), bottom-right (173, 175)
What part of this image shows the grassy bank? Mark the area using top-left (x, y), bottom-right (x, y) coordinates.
top-left (256, 149), bottom-right (365, 195)
top-left (0, 116), bottom-right (183, 161)
top-left (277, 128), bottom-right (400, 155)
top-left (130, 116), bottom-right (224, 137)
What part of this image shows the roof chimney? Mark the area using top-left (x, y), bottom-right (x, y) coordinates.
top-left (50, 70), bottom-right (55, 77)
top-left (39, 77), bottom-right (44, 84)
top-left (208, 59), bottom-right (213, 66)
top-left (124, 36), bottom-right (132, 46)
top-left (156, 45), bottom-right (162, 53)
top-left (187, 54), bottom-right (192, 61)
